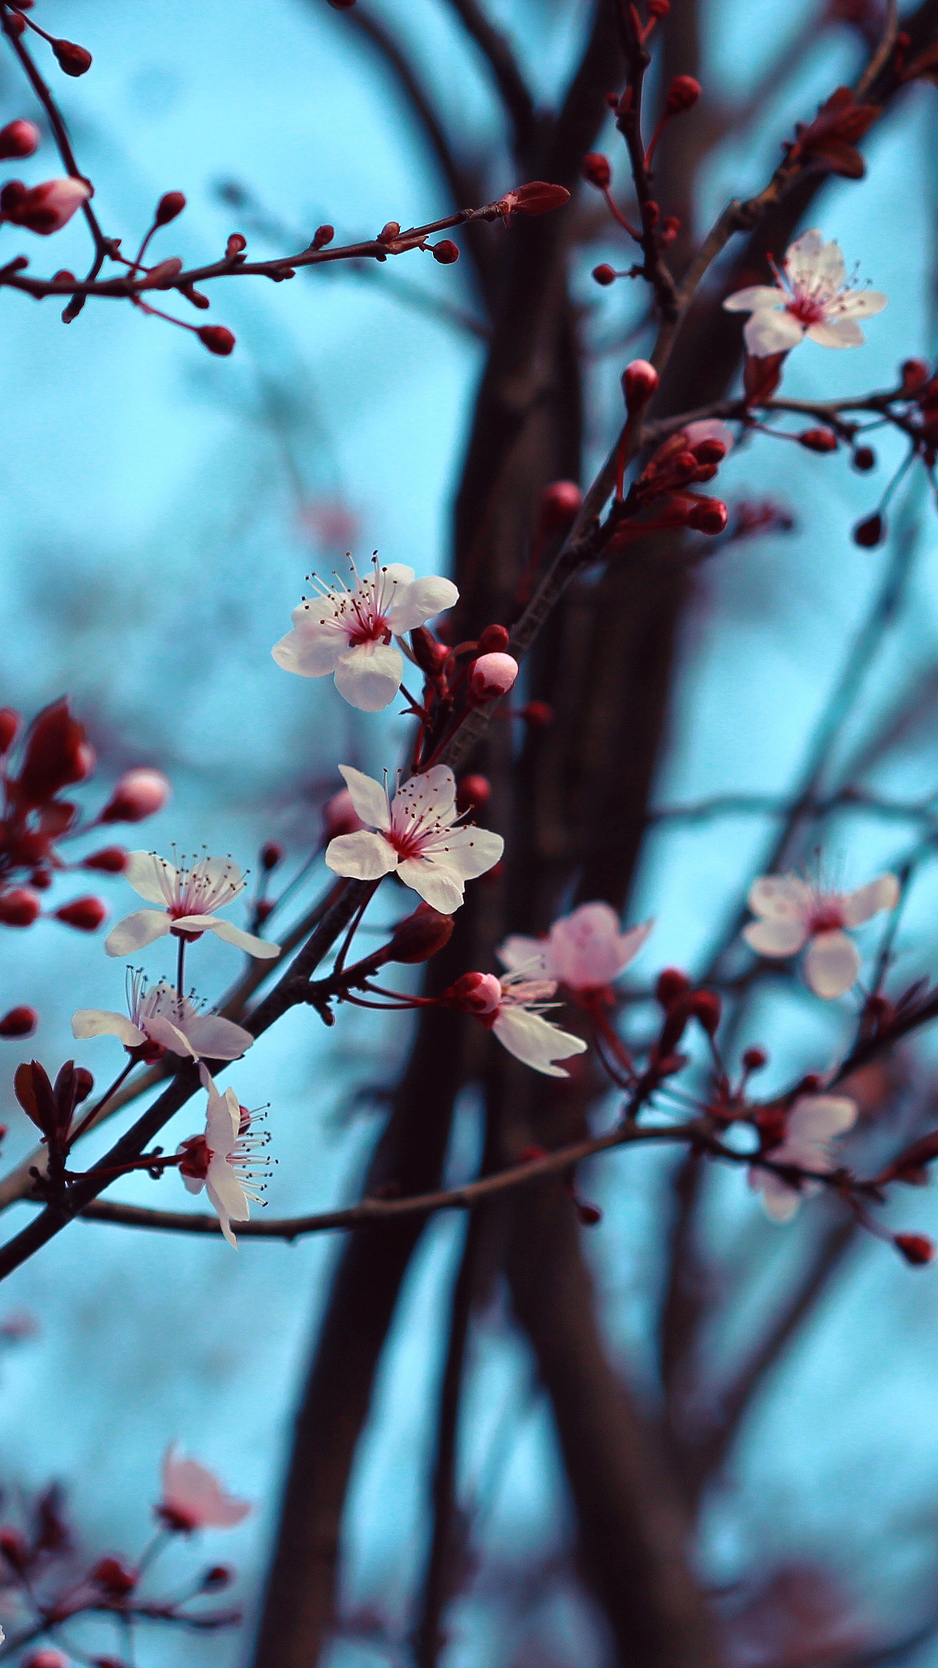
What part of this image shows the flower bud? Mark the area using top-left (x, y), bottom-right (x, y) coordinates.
top-left (82, 846), bottom-right (128, 873)
top-left (55, 896), bottom-right (107, 932)
top-left (0, 119), bottom-right (40, 161)
top-left (0, 1006), bottom-right (38, 1038)
top-left (538, 480), bottom-right (582, 533)
top-left (894, 1232), bottom-right (935, 1266)
top-left (592, 263), bottom-right (617, 286)
top-left (659, 216), bottom-right (681, 245)
top-left (0, 708), bottom-right (20, 754)
top-left (656, 967), bottom-right (691, 1007)
top-left (198, 325), bottom-right (235, 356)
top-left (649, 0), bottom-right (670, 15)
top-left (582, 153), bottom-right (611, 189)
top-left (573, 1196), bottom-right (602, 1226)
top-left (409, 625), bottom-right (448, 677)
top-left (155, 190), bottom-right (186, 226)
top-left (432, 239), bottom-right (459, 264)
top-left (456, 773), bottom-right (491, 812)
top-left (322, 786), bottom-right (364, 840)
top-left (742, 1045), bottom-right (768, 1071)
top-left (385, 903), bottom-right (454, 964)
top-left (312, 224), bottom-right (334, 248)
top-left (692, 990), bottom-right (721, 1035)
top-left (900, 357), bottom-right (930, 396)
top-left (853, 511), bottom-right (885, 547)
top-left (798, 427), bottom-right (838, 452)
top-left (201, 1564), bottom-right (234, 1590)
top-left (664, 74), bottom-right (700, 114)
top-left (52, 39), bottom-right (92, 76)
top-left (688, 437), bottom-right (726, 465)
top-left (0, 889), bottom-right (41, 928)
top-left (852, 445), bottom-right (875, 471)
top-left (4, 11), bottom-right (25, 35)
top-left (477, 623), bottom-right (510, 654)
top-left (501, 181), bottom-right (571, 217)
top-left (24, 1653), bottom-right (69, 1668)
top-left (101, 768), bottom-right (170, 823)
top-left (90, 1554), bottom-right (137, 1595)
top-left (1, 176), bottom-right (91, 235)
top-left (328, 0), bottom-right (357, 8)
top-left (469, 652), bottom-right (519, 700)
top-left (687, 499), bottom-right (728, 534)
top-left (520, 700), bottom-right (552, 727)
top-left (260, 841), bottom-right (283, 872)
top-left (0, 1526), bottom-right (29, 1572)
top-left (378, 222), bottom-right (400, 241)
top-left (226, 232), bottom-right (247, 258)
top-left (622, 358), bottom-right (659, 414)
top-left (442, 971), bottom-right (502, 1014)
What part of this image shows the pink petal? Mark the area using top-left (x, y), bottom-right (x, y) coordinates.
top-left (803, 930), bottom-right (860, 998)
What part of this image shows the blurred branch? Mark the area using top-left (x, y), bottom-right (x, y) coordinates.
top-left (443, 0), bottom-right (539, 158)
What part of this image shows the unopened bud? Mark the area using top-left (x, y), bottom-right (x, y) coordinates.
top-left (312, 224), bottom-right (334, 248)
top-left (0, 1526), bottom-right (29, 1571)
top-left (687, 499), bottom-right (728, 534)
top-left (201, 1564), bottom-right (234, 1590)
top-left (664, 74), bottom-right (700, 114)
top-left (582, 153), bottom-right (611, 189)
top-left (853, 511), bottom-right (885, 547)
top-left (322, 787), bottom-right (364, 840)
top-left (1, 175), bottom-right (91, 235)
top-left (477, 623), bottom-right (510, 654)
top-left (457, 773), bottom-right (491, 812)
top-left (798, 427), bottom-right (838, 453)
top-left (155, 190), bottom-right (186, 226)
top-left (226, 232), bottom-right (247, 257)
top-left (894, 1232), bottom-right (935, 1266)
top-left (90, 1554), bottom-right (137, 1595)
top-left (55, 896), bottom-right (107, 932)
top-left (0, 708), bottom-right (20, 753)
top-left (469, 652), bottom-right (518, 700)
top-left (198, 325), bottom-right (235, 356)
top-left (101, 768), bottom-right (170, 823)
top-left (742, 1045), bottom-right (768, 1071)
top-left (622, 358), bottom-right (659, 414)
top-left (538, 480), bottom-right (581, 533)
top-left (82, 846), bottom-right (127, 873)
top-left (520, 700), bottom-right (552, 727)
top-left (656, 967), bottom-right (691, 1007)
top-left (573, 1196), bottom-right (602, 1226)
top-left (0, 120), bottom-right (40, 161)
top-left (688, 437), bottom-right (726, 465)
top-left (378, 221), bottom-right (400, 242)
top-left (692, 990), bottom-right (721, 1035)
top-left (443, 971), bottom-right (502, 1014)
top-left (659, 215), bottom-right (681, 245)
top-left (24, 1653), bottom-right (69, 1668)
top-left (409, 625), bottom-right (448, 676)
top-left (0, 889), bottom-right (41, 928)
top-left (900, 357), bottom-right (930, 396)
top-left (52, 38), bottom-right (93, 76)
top-left (852, 445), bottom-right (875, 471)
top-left (592, 263), bottom-right (617, 286)
top-left (649, 0), bottom-right (670, 14)
top-left (260, 841), bottom-right (282, 872)
top-left (432, 239), bottom-right (459, 264)
top-left (385, 903), bottom-right (454, 964)
top-left (0, 1006), bottom-right (38, 1039)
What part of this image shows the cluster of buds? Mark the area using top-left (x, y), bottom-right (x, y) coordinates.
top-left (0, 698), bottom-right (169, 935)
top-left (409, 622), bottom-right (519, 768)
top-left (851, 359), bottom-right (938, 548)
top-left (0, 10), bottom-right (94, 237)
top-left (610, 371), bottom-right (730, 541)
top-left (647, 968), bottom-right (722, 1079)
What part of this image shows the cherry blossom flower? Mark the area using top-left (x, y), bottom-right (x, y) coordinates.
top-left (178, 1083), bottom-right (269, 1247)
top-left (104, 852), bottom-right (280, 959)
top-left (157, 1445), bottom-right (251, 1531)
top-left (325, 765), bottom-right (503, 913)
top-left (272, 557), bottom-right (458, 712)
top-left (750, 1094), bottom-right (857, 1222)
top-left (72, 971), bottom-right (253, 1063)
top-left (723, 230), bottom-right (887, 355)
top-left (498, 901), bottom-right (653, 994)
top-left (743, 871), bottom-right (899, 997)
top-left (449, 970), bottom-right (588, 1077)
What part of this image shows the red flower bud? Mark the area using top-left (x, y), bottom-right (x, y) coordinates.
top-left (659, 215), bottom-right (681, 245)
top-left (54, 896), bottom-right (107, 932)
top-left (260, 841), bottom-right (283, 872)
top-left (100, 767), bottom-right (170, 823)
top-left (501, 181), bottom-right (571, 217)
top-left (328, 0), bottom-right (357, 8)
top-left (14, 699), bottom-right (89, 808)
top-left (689, 437), bottom-right (727, 465)
top-left (24, 1653), bottom-right (69, 1668)
top-left (457, 772), bottom-right (491, 812)
top-left (656, 967), bottom-right (691, 1007)
top-left (900, 357), bottom-right (930, 395)
top-left (894, 1232), bottom-right (935, 1266)
top-left (312, 224), bottom-right (334, 248)
top-left (410, 625), bottom-right (448, 676)
top-left (155, 190), bottom-right (186, 226)
top-left (4, 13), bottom-right (25, 37)
top-left (469, 652), bottom-right (519, 700)
top-left (582, 153), bottom-right (611, 189)
top-left (0, 1526), bottom-right (30, 1572)
top-left (853, 512), bottom-right (885, 547)
top-left (52, 39), bottom-right (92, 76)
top-left (442, 971), bottom-right (501, 1014)
top-left (852, 445), bottom-right (876, 471)
top-left (0, 708), bottom-right (20, 753)
top-left (537, 480), bottom-right (582, 534)
top-left (592, 263), bottom-right (617, 286)
top-left (520, 699), bottom-right (553, 727)
top-left (82, 846), bottom-right (128, 873)
top-left (687, 498), bottom-right (728, 534)
top-left (798, 427), bottom-right (838, 452)
top-left (0, 119), bottom-right (39, 160)
top-left (0, 176), bottom-right (91, 235)
top-left (742, 1045), bottom-right (768, 1071)
top-left (0, 889), bottom-right (41, 928)
top-left (622, 358), bottom-right (659, 413)
top-left (649, 0), bottom-right (670, 15)
top-left (90, 1555), bottom-right (137, 1595)
top-left (0, 1006), bottom-right (38, 1038)
top-left (198, 325), bottom-right (235, 356)
top-left (385, 903), bottom-right (454, 964)
top-left (477, 623), bottom-right (510, 654)
top-left (431, 239), bottom-right (459, 264)
top-left (692, 990), bottom-right (721, 1036)
top-left (664, 75), bottom-right (701, 114)
top-left (226, 232), bottom-right (247, 257)
top-left (573, 1197), bottom-right (603, 1226)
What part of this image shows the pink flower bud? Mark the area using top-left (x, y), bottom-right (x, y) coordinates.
top-left (198, 325), bottom-right (235, 356)
top-left (798, 427), bottom-right (838, 453)
top-left (477, 623), bottom-right (510, 654)
top-left (0, 889), bottom-right (41, 928)
top-left (52, 38), bottom-right (93, 76)
top-left (664, 74), bottom-right (700, 114)
top-left (0, 120), bottom-right (40, 161)
top-left (894, 1232), bottom-right (935, 1266)
top-left (155, 190), bottom-right (186, 226)
top-left (90, 1555), bottom-right (137, 1596)
top-left (323, 787), bottom-right (364, 840)
top-left (101, 768), bottom-right (170, 823)
top-left (443, 971), bottom-right (502, 1014)
top-left (24, 1653), bottom-right (69, 1668)
top-left (582, 153), bottom-right (611, 189)
top-left (82, 846), bottom-right (128, 873)
top-left (622, 359), bottom-right (659, 414)
top-left (0, 1006), bottom-right (38, 1038)
top-left (469, 652), bottom-right (519, 700)
top-left (592, 263), bottom-right (617, 286)
top-left (432, 239), bottom-right (459, 264)
top-left (0, 176), bottom-right (91, 235)
top-left (55, 896), bottom-right (107, 932)
top-left (457, 773), bottom-right (491, 812)
top-left (0, 708), bottom-right (20, 754)
top-left (538, 480), bottom-right (582, 533)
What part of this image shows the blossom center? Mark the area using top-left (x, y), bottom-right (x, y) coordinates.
top-left (809, 904), bottom-right (844, 934)
top-left (346, 613), bottom-right (391, 648)
top-left (786, 293), bottom-right (827, 326)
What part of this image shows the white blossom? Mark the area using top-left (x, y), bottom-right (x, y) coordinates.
top-left (723, 230), bottom-right (886, 355)
top-left (178, 1082), bottom-right (269, 1248)
top-left (499, 901), bottom-right (652, 993)
top-left (72, 971), bottom-right (253, 1063)
top-left (743, 870), bottom-right (898, 997)
top-left (468, 970), bottom-right (588, 1077)
top-left (104, 851), bottom-right (279, 960)
top-left (750, 1094), bottom-right (857, 1222)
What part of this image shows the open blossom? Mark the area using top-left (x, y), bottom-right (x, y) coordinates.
top-left (498, 901), bottom-right (652, 994)
top-left (743, 871), bottom-right (899, 998)
top-left (723, 230), bottom-right (886, 355)
top-left (272, 557), bottom-right (458, 712)
top-left (104, 851), bottom-right (280, 960)
top-left (750, 1094), bottom-right (857, 1222)
top-left (325, 765), bottom-right (503, 913)
top-left (450, 970), bottom-right (588, 1077)
top-left (72, 971), bottom-right (253, 1063)
top-left (157, 1445), bottom-right (251, 1531)
top-left (178, 1083), bottom-right (268, 1247)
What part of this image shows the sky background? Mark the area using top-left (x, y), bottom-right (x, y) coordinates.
top-left (2, 2), bottom-right (938, 1665)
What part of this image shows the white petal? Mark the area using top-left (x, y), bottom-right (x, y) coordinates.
top-left (750, 1166), bottom-right (802, 1222)
top-left (788, 1094), bottom-right (857, 1145)
top-left (395, 857), bottom-right (466, 913)
top-left (71, 1009), bottom-right (145, 1047)
top-left (420, 824), bottom-right (504, 881)
top-left (744, 310), bottom-right (805, 354)
top-left (803, 930), bottom-right (860, 998)
top-left (184, 1014), bottom-right (254, 1060)
top-left (124, 851), bottom-right (177, 905)
top-left (272, 623), bottom-right (344, 678)
top-left (171, 914), bottom-right (221, 931)
top-left (722, 285), bottom-right (787, 313)
top-left (497, 934), bottom-right (550, 975)
top-left (492, 1008), bottom-right (587, 1077)
top-left (338, 765), bottom-right (392, 832)
top-left (386, 575), bottom-right (459, 633)
top-left (209, 918), bottom-right (281, 959)
top-left (333, 642), bottom-right (404, 712)
top-left (325, 829), bottom-right (399, 882)
top-left (841, 874), bottom-right (900, 927)
top-left (104, 910), bottom-right (171, 956)
top-left (783, 229), bottom-right (826, 285)
top-left (836, 288), bottom-right (887, 319)
top-left (748, 875), bottom-right (812, 920)
top-left (806, 318), bottom-right (864, 348)
top-left (390, 765), bottom-right (458, 828)
top-left (743, 917), bottom-right (808, 956)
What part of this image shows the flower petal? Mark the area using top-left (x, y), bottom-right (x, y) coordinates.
top-left (744, 310), bottom-right (805, 354)
top-left (836, 288), bottom-right (887, 319)
top-left (105, 909), bottom-right (172, 956)
top-left (788, 1093), bottom-right (857, 1146)
top-left (209, 919), bottom-right (281, 958)
top-left (748, 875), bottom-right (812, 919)
top-left (497, 933), bottom-right (550, 975)
top-left (333, 642), bottom-right (404, 712)
top-left (421, 824), bottom-right (504, 881)
top-left (841, 873), bottom-right (899, 926)
top-left (390, 765), bottom-right (458, 829)
top-left (750, 1166), bottom-right (802, 1222)
top-left (386, 575), bottom-right (459, 633)
top-left (492, 1008), bottom-right (587, 1077)
top-left (743, 917), bottom-right (808, 956)
top-left (338, 765), bottom-right (392, 832)
top-left (124, 851), bottom-right (177, 905)
top-left (184, 1014), bottom-right (254, 1060)
top-left (144, 1014), bottom-right (197, 1057)
top-left (806, 318), bottom-right (864, 348)
top-left (783, 229), bottom-right (827, 286)
top-left (722, 285), bottom-right (787, 313)
top-left (325, 829), bottom-right (398, 882)
top-left (803, 930), bottom-right (860, 998)
top-left (395, 857), bottom-right (466, 913)
top-left (272, 623), bottom-right (344, 679)
top-left (71, 1009), bottom-right (145, 1047)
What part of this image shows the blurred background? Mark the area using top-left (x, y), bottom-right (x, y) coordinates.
top-left (2, 2), bottom-right (938, 1665)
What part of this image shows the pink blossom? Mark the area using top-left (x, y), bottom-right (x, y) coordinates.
top-left (178, 1083), bottom-right (269, 1247)
top-left (157, 1445), bottom-right (251, 1531)
top-left (104, 851), bottom-right (280, 960)
top-left (498, 901), bottom-right (653, 994)
top-left (72, 972), bottom-right (253, 1063)
top-left (100, 768), bottom-right (170, 823)
top-left (743, 871), bottom-right (899, 997)
top-left (750, 1094), bottom-right (857, 1221)
top-left (723, 230), bottom-right (886, 355)
top-left (0, 176), bottom-right (91, 234)
top-left (469, 652), bottom-right (519, 699)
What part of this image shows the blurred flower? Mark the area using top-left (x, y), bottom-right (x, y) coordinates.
top-left (751, 1094), bottom-right (857, 1220)
top-left (104, 852), bottom-right (279, 959)
top-left (724, 230), bottom-right (886, 354)
top-left (743, 871), bottom-right (898, 997)
top-left (499, 901), bottom-right (652, 994)
top-left (325, 765), bottom-right (503, 912)
top-left (72, 972), bottom-right (253, 1063)
top-left (157, 1445), bottom-right (251, 1530)
top-left (272, 557), bottom-right (458, 712)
